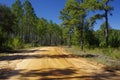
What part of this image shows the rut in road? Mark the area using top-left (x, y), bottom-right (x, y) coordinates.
top-left (1, 47), bottom-right (120, 80)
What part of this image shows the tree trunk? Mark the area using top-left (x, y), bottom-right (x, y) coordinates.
top-left (80, 26), bottom-right (83, 50)
top-left (68, 33), bottom-right (72, 47)
top-left (105, 10), bottom-right (108, 47)
top-left (105, 1), bottom-right (109, 47)
top-left (80, 16), bottom-right (84, 51)
top-left (50, 33), bottom-right (52, 45)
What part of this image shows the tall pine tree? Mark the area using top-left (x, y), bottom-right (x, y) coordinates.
top-left (12, 0), bottom-right (24, 39)
top-left (60, 0), bottom-right (87, 50)
top-left (23, 0), bottom-right (38, 43)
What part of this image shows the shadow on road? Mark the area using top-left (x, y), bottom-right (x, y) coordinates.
top-left (0, 53), bottom-right (99, 61)
top-left (0, 67), bottom-right (119, 80)
top-left (0, 50), bottom-right (97, 61)
top-left (0, 49), bottom-right (48, 61)
top-left (0, 49), bottom-right (47, 54)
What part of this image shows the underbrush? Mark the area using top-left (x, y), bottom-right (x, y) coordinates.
top-left (64, 46), bottom-right (120, 70)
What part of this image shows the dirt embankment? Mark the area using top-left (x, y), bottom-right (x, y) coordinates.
top-left (0, 47), bottom-right (120, 80)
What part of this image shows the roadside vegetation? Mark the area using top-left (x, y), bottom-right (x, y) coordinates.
top-left (65, 46), bottom-right (120, 70)
top-left (60, 0), bottom-right (120, 70)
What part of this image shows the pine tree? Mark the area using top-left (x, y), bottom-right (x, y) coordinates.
top-left (12, 0), bottom-right (24, 39)
top-left (60, 0), bottom-right (87, 50)
top-left (83, 0), bottom-right (113, 47)
top-left (0, 5), bottom-right (16, 48)
top-left (23, 0), bottom-right (38, 43)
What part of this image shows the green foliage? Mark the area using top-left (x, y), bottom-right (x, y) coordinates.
top-left (94, 22), bottom-right (120, 48)
top-left (0, 0), bottom-right (119, 52)
top-left (12, 37), bottom-right (20, 48)
top-left (65, 46), bottom-right (120, 69)
top-left (109, 29), bottom-right (120, 47)
top-left (0, 4), bottom-right (16, 49)
top-left (60, 0), bottom-right (87, 50)
top-left (95, 28), bottom-right (120, 48)
top-left (60, 0), bottom-right (118, 50)
top-left (7, 37), bottom-right (24, 49)
top-left (81, 0), bottom-right (114, 47)
top-left (72, 29), bottom-right (80, 45)
top-left (12, 0), bottom-right (24, 37)
top-left (102, 47), bottom-right (120, 59)
top-left (0, 5), bottom-right (16, 33)
top-left (84, 29), bottom-right (99, 48)
top-left (23, 0), bottom-right (38, 43)
top-left (95, 30), bottom-right (104, 47)
top-left (1, 0), bottom-right (64, 50)
top-left (102, 48), bottom-right (113, 56)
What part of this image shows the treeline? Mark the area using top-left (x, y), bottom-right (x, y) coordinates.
top-left (0, 0), bottom-right (120, 50)
top-left (60, 0), bottom-right (120, 50)
top-left (61, 22), bottom-right (120, 48)
top-left (0, 0), bottom-right (62, 50)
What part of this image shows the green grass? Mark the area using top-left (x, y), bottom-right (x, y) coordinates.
top-left (64, 46), bottom-right (120, 70)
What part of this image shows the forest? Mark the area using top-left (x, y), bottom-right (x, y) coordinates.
top-left (0, 0), bottom-right (120, 50)
top-left (0, 0), bottom-right (120, 79)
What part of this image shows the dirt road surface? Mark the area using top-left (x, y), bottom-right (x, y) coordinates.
top-left (0, 47), bottom-right (120, 80)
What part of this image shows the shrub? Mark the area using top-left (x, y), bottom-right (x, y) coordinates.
top-left (102, 48), bottom-right (113, 56)
top-left (7, 37), bottom-right (24, 49)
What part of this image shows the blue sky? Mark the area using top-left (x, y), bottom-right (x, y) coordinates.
top-left (0, 0), bottom-right (120, 30)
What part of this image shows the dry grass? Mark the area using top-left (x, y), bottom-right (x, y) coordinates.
top-left (0, 53), bottom-right (9, 57)
top-left (64, 46), bottom-right (120, 70)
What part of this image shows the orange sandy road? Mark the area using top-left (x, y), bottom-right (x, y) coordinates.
top-left (3, 47), bottom-right (120, 80)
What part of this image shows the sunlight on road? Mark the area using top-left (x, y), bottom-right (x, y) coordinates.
top-left (0, 47), bottom-right (120, 80)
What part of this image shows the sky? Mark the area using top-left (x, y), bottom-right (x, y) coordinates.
top-left (0, 0), bottom-right (120, 30)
